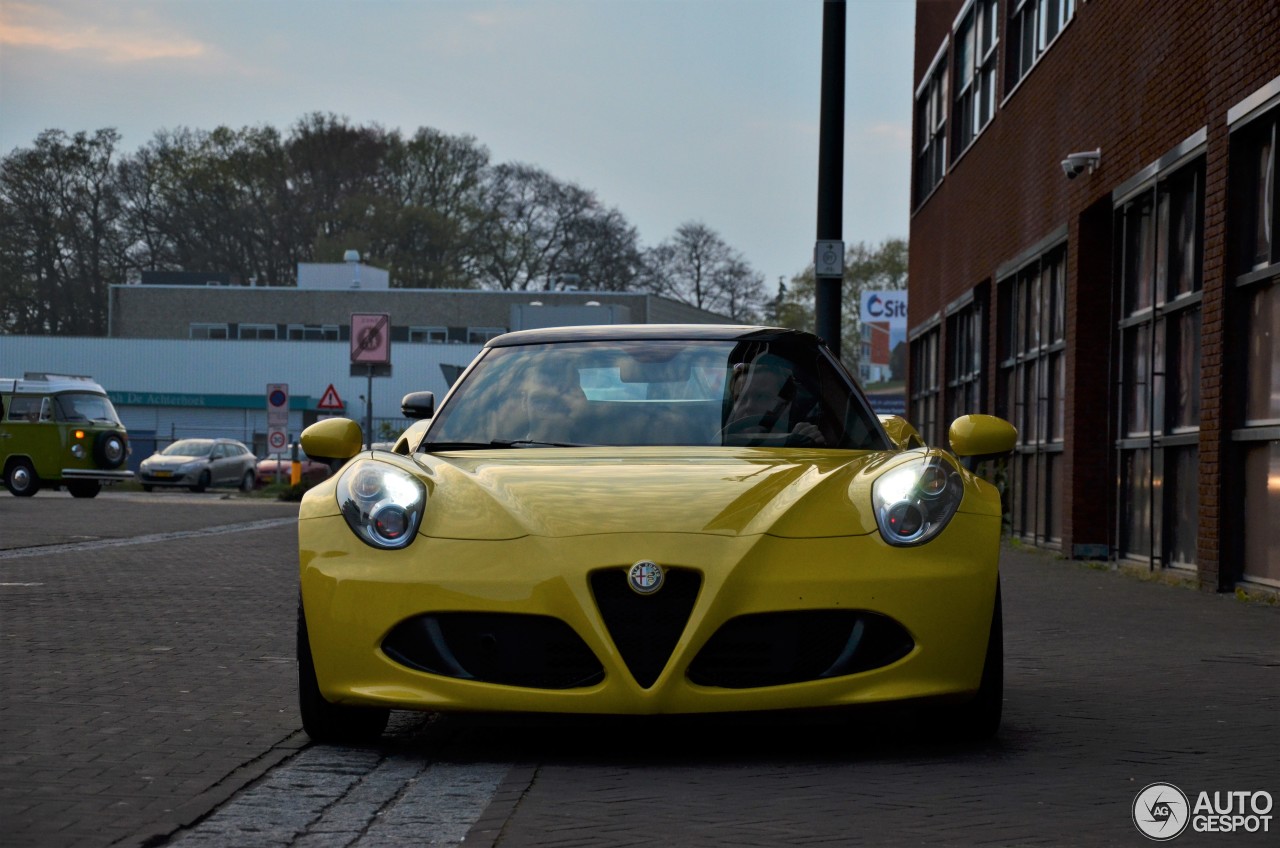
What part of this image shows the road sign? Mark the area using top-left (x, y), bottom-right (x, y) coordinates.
top-left (351, 313), bottom-right (391, 364)
top-left (266, 383), bottom-right (289, 428)
top-left (268, 427), bottom-right (288, 452)
top-left (814, 240), bottom-right (844, 277)
top-left (317, 384), bottom-right (344, 410)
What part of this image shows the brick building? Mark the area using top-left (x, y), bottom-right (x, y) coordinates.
top-left (907, 0), bottom-right (1280, 592)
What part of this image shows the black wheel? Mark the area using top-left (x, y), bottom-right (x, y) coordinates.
top-left (4, 459), bottom-right (40, 497)
top-left (239, 470), bottom-right (255, 492)
top-left (190, 469), bottom-right (211, 493)
top-left (298, 602), bottom-right (389, 744)
top-left (67, 480), bottom-right (102, 498)
top-left (94, 431), bottom-right (128, 469)
top-left (947, 582), bottom-right (1003, 741)
top-left (142, 484), bottom-right (154, 492)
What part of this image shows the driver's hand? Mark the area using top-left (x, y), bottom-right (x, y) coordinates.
top-left (790, 422), bottom-right (824, 445)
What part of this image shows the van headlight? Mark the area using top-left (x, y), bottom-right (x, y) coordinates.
top-left (337, 460), bottom-right (426, 549)
top-left (871, 454), bottom-right (964, 546)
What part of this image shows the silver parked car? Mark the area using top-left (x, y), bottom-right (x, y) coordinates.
top-left (139, 438), bottom-right (257, 493)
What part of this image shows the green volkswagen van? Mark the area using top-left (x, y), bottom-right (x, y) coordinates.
top-left (0, 373), bottom-right (133, 498)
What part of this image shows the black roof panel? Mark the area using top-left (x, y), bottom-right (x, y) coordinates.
top-left (487, 324), bottom-right (822, 348)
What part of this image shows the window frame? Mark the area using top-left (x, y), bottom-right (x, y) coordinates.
top-left (913, 41), bottom-right (949, 208)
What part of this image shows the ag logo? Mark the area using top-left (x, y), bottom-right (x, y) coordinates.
top-left (1133, 783), bottom-right (1190, 841)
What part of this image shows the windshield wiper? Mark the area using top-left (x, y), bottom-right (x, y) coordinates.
top-left (492, 439), bottom-right (594, 448)
top-left (418, 441), bottom-right (494, 452)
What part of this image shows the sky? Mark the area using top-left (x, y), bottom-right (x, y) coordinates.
top-left (0, 0), bottom-right (916, 289)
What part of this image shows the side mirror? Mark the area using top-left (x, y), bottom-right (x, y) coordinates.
top-left (949, 414), bottom-right (1017, 461)
top-left (401, 391), bottom-right (435, 420)
top-left (878, 415), bottom-right (926, 450)
top-left (300, 418), bottom-right (363, 463)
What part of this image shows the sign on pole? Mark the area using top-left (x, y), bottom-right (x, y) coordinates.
top-left (317, 384), bottom-right (344, 411)
top-left (350, 313), bottom-right (391, 365)
top-left (267, 383), bottom-right (289, 454)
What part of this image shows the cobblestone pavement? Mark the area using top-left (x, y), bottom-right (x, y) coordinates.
top-left (1, 491), bottom-right (304, 848)
top-left (3, 491), bottom-right (1279, 848)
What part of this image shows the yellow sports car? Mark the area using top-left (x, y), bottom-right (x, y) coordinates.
top-left (296, 325), bottom-right (1016, 743)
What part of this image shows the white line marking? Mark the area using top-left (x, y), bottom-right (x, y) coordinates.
top-left (0, 518), bottom-right (295, 560)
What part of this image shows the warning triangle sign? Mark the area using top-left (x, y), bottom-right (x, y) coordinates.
top-left (317, 384), bottom-right (344, 410)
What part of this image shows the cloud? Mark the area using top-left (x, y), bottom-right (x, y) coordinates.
top-left (865, 122), bottom-right (911, 149)
top-left (0, 2), bottom-right (207, 63)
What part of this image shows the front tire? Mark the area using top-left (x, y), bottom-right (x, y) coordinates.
top-left (67, 480), bottom-right (102, 498)
top-left (190, 470), bottom-right (210, 493)
top-left (947, 582), bottom-right (1003, 741)
top-left (298, 602), bottom-right (389, 744)
top-left (4, 459), bottom-right (40, 497)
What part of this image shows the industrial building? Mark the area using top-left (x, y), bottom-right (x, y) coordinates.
top-left (907, 0), bottom-right (1280, 591)
top-left (3, 265), bottom-right (730, 469)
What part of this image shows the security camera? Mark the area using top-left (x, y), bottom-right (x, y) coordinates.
top-left (1061, 149), bottom-right (1101, 179)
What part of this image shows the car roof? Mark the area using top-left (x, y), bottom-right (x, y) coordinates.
top-left (486, 324), bottom-right (823, 348)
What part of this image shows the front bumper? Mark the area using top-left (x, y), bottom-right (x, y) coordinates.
top-left (139, 469), bottom-right (198, 486)
top-left (62, 468), bottom-right (134, 482)
top-left (299, 514), bottom-right (1001, 715)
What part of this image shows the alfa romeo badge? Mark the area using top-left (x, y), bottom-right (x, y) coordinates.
top-left (627, 560), bottom-right (664, 595)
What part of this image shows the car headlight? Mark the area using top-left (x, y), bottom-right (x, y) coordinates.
top-left (871, 453), bottom-right (964, 546)
top-left (337, 460), bottom-right (426, 549)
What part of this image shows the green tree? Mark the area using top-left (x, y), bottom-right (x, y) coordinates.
top-left (639, 221), bottom-right (766, 321)
top-left (0, 129), bottom-right (126, 334)
top-left (776, 237), bottom-right (908, 370)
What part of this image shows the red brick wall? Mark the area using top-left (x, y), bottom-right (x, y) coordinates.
top-left (908, 0), bottom-right (1280, 581)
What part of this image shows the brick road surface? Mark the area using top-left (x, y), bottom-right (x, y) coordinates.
top-left (3, 491), bottom-right (1279, 848)
top-left (445, 549), bottom-right (1280, 848)
top-left (0, 492), bottom-right (303, 848)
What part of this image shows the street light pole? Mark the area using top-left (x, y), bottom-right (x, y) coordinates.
top-left (815, 0), bottom-right (846, 358)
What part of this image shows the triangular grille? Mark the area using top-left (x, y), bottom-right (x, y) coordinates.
top-left (589, 567), bottom-right (701, 689)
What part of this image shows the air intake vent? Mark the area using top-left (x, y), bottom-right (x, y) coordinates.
top-left (382, 612), bottom-right (604, 689)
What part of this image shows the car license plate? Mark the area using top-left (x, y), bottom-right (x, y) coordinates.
top-left (154, 470), bottom-right (173, 478)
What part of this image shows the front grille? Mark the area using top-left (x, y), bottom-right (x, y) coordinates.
top-left (687, 610), bottom-right (913, 689)
top-left (382, 613), bottom-right (604, 689)
top-left (590, 567), bottom-right (701, 689)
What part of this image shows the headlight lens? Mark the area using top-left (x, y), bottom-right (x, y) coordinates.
top-left (871, 454), bottom-right (964, 546)
top-left (337, 460), bottom-right (426, 549)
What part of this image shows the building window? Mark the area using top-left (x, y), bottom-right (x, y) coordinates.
top-left (237, 324), bottom-right (278, 340)
top-left (1006, 0), bottom-right (1076, 92)
top-left (1230, 104), bottom-right (1280, 587)
top-left (909, 327), bottom-right (941, 445)
top-left (953, 0), bottom-right (998, 157)
top-left (998, 245), bottom-right (1066, 545)
top-left (467, 327), bottom-right (505, 344)
top-left (409, 326), bottom-right (449, 344)
top-left (189, 323), bottom-right (229, 340)
top-left (1115, 157), bottom-right (1205, 570)
top-left (286, 324), bottom-right (339, 341)
top-left (947, 296), bottom-right (985, 422)
top-left (913, 47), bottom-right (948, 207)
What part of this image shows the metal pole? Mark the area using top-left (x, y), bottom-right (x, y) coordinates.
top-left (815, 0), bottom-right (846, 358)
top-left (365, 365), bottom-right (374, 450)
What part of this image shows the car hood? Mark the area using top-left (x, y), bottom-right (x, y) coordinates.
top-left (144, 454), bottom-right (208, 466)
top-left (399, 447), bottom-right (911, 541)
